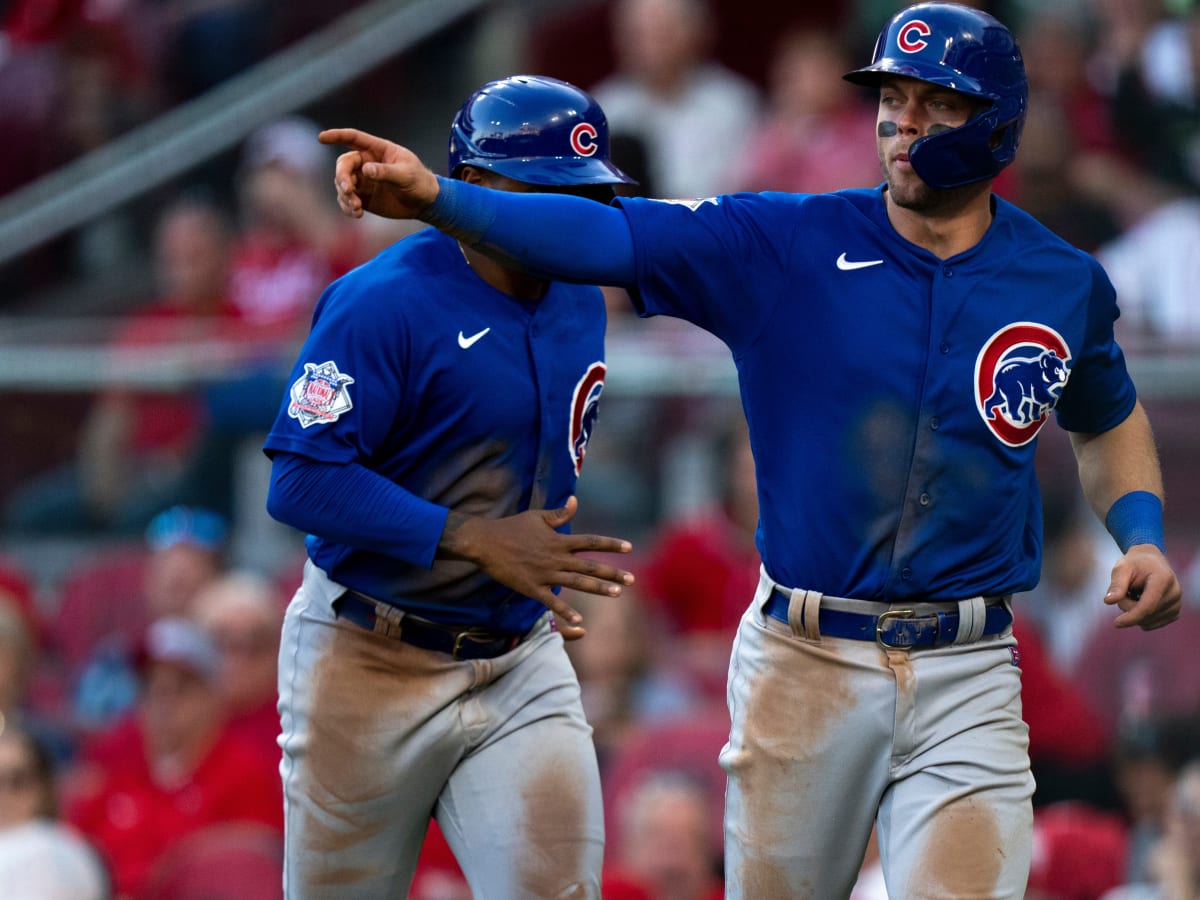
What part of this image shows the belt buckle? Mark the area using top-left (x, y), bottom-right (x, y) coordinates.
top-left (451, 630), bottom-right (475, 660)
top-left (451, 629), bottom-right (500, 660)
top-left (875, 608), bottom-right (916, 649)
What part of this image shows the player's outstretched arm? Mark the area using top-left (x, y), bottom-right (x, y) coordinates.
top-left (438, 496), bottom-right (635, 628)
top-left (321, 127), bottom-right (637, 288)
top-left (319, 128), bottom-right (440, 220)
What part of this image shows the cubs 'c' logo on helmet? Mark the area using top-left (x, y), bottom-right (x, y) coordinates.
top-left (570, 122), bottom-right (599, 157)
top-left (975, 323), bottom-right (1072, 447)
top-left (570, 362), bottom-right (605, 475)
top-left (897, 19), bottom-right (931, 52)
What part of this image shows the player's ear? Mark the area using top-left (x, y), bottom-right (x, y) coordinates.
top-left (458, 166), bottom-right (488, 186)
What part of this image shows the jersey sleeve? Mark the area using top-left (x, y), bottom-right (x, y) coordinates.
top-left (616, 193), bottom-right (797, 353)
top-left (1054, 254), bottom-right (1137, 434)
top-left (262, 262), bottom-right (455, 567)
top-left (263, 269), bottom-right (408, 464)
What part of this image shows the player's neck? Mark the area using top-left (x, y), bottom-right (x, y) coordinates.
top-left (884, 183), bottom-right (994, 260)
top-left (459, 243), bottom-right (547, 300)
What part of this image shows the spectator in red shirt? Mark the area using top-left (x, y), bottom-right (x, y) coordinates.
top-left (1011, 620), bottom-right (1116, 810)
top-left (192, 571), bottom-right (284, 770)
top-left (229, 115), bottom-right (367, 333)
top-left (640, 416), bottom-right (759, 698)
top-left (65, 617), bottom-right (282, 899)
top-left (1026, 801), bottom-right (1130, 900)
top-left (69, 505), bottom-right (230, 735)
top-left (608, 770), bottom-right (724, 900)
top-left (732, 25), bottom-right (881, 194)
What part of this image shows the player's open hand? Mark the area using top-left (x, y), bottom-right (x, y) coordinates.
top-left (318, 128), bottom-right (440, 221)
top-left (438, 496), bottom-right (635, 626)
top-left (1104, 543), bottom-right (1182, 630)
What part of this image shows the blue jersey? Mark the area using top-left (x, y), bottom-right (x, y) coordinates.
top-left (264, 228), bottom-right (607, 631)
top-left (617, 187), bottom-right (1136, 600)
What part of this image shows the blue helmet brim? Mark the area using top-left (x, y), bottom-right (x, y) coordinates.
top-left (452, 156), bottom-right (638, 186)
top-left (843, 60), bottom-right (986, 98)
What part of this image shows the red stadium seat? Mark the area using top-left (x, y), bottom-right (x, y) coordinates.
top-left (136, 823), bottom-right (284, 900)
top-left (49, 545), bottom-right (150, 674)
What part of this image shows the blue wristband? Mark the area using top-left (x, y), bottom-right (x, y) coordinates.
top-left (423, 176), bottom-right (497, 245)
top-left (1104, 490), bottom-right (1165, 553)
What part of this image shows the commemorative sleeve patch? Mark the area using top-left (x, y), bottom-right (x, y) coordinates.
top-left (288, 361), bottom-right (355, 428)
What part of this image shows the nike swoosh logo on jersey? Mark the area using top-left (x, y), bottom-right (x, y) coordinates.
top-left (836, 252), bottom-right (884, 271)
top-left (458, 327), bottom-right (491, 349)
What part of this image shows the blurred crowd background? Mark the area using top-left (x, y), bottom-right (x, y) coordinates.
top-left (1, 0), bottom-right (1200, 897)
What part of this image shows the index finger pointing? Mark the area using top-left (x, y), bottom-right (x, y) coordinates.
top-left (319, 128), bottom-right (387, 153)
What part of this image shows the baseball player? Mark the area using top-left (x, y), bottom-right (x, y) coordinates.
top-left (318, 3), bottom-right (1184, 897)
top-left (263, 76), bottom-right (638, 899)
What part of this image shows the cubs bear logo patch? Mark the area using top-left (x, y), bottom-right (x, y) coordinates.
top-left (288, 361), bottom-right (355, 428)
top-left (569, 362), bottom-right (605, 475)
top-left (975, 323), bottom-right (1072, 447)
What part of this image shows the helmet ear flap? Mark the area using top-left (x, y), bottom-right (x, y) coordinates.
top-left (909, 111), bottom-right (1002, 189)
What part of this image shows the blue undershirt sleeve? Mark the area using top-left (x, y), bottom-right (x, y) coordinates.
top-left (265, 450), bottom-right (449, 569)
top-left (424, 176), bottom-right (637, 287)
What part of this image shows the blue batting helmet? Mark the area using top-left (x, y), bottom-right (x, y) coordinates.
top-left (844, 2), bottom-right (1027, 189)
top-left (448, 75), bottom-right (636, 187)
